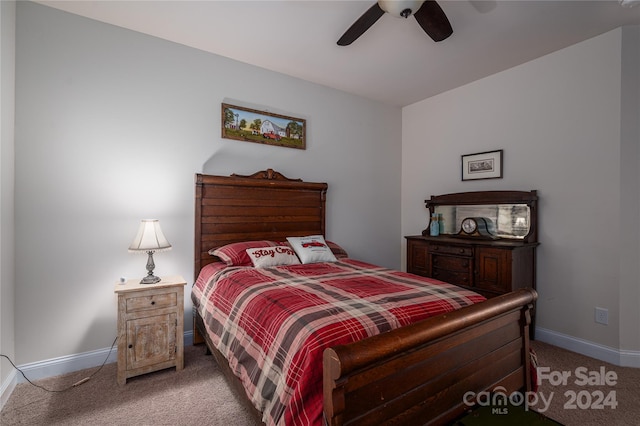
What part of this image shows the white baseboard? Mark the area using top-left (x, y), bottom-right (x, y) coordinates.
top-left (535, 326), bottom-right (640, 368)
top-left (0, 369), bottom-right (17, 412)
top-left (0, 331), bottom-right (194, 410)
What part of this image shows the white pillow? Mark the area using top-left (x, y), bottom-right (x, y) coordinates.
top-left (246, 246), bottom-right (301, 268)
top-left (287, 235), bottom-right (338, 264)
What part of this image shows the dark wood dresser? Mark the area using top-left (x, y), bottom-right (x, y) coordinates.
top-left (406, 235), bottom-right (537, 299)
top-left (406, 190), bottom-right (539, 300)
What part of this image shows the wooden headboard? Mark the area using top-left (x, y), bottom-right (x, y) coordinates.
top-left (194, 169), bottom-right (328, 280)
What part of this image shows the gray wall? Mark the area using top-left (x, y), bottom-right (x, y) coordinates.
top-left (12, 2), bottom-right (401, 364)
top-left (619, 25), bottom-right (640, 358)
top-left (402, 27), bottom-right (640, 366)
top-left (0, 0), bottom-right (16, 398)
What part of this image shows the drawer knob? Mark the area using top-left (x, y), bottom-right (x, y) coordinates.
top-left (128, 344), bottom-right (133, 349)
top-left (459, 249), bottom-right (465, 254)
top-left (151, 301), bottom-right (155, 305)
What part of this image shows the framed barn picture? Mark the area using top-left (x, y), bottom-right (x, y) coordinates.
top-left (221, 103), bottom-right (306, 150)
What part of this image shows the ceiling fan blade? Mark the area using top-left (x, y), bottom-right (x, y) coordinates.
top-left (413, 0), bottom-right (453, 42)
top-left (337, 3), bottom-right (385, 46)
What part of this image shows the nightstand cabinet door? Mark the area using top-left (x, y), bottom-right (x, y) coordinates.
top-left (126, 312), bottom-right (177, 370)
top-left (115, 276), bottom-right (186, 385)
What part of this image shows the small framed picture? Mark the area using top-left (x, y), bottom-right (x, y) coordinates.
top-left (461, 150), bottom-right (503, 181)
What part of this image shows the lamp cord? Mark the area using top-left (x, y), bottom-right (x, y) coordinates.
top-left (0, 336), bottom-right (117, 392)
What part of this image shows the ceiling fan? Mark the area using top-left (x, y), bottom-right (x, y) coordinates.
top-left (337, 0), bottom-right (453, 46)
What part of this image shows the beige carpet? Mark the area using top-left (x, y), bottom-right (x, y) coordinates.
top-left (1, 344), bottom-right (262, 426)
top-left (1, 341), bottom-right (638, 425)
top-left (531, 341), bottom-right (640, 426)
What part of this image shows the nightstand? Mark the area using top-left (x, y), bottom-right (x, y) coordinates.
top-left (114, 275), bottom-right (187, 385)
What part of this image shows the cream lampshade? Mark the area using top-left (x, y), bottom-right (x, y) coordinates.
top-left (128, 219), bottom-right (172, 284)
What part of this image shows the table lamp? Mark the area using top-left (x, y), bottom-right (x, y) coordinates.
top-left (128, 219), bottom-right (172, 284)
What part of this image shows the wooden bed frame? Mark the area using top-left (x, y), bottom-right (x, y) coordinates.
top-left (192, 169), bottom-right (537, 426)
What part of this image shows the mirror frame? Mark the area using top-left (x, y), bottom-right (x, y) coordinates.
top-left (424, 190), bottom-right (538, 243)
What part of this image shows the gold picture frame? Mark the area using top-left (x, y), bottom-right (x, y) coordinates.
top-left (221, 103), bottom-right (306, 150)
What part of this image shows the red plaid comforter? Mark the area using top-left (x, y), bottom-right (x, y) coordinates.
top-left (192, 259), bottom-right (485, 426)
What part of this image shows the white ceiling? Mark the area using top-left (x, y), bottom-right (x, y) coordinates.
top-left (37, 0), bottom-right (640, 107)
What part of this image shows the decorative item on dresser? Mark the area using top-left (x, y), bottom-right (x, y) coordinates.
top-left (192, 170), bottom-right (537, 426)
top-left (114, 275), bottom-right (186, 385)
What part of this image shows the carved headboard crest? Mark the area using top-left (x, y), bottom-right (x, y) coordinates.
top-left (231, 168), bottom-right (302, 182)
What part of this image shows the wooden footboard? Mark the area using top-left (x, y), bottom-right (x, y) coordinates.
top-left (323, 288), bottom-right (537, 426)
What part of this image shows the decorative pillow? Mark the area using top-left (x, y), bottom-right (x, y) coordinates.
top-left (210, 240), bottom-right (282, 266)
top-left (246, 246), bottom-right (301, 268)
top-left (326, 241), bottom-right (348, 259)
top-left (287, 235), bottom-right (338, 264)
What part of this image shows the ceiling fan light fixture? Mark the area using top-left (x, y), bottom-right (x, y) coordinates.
top-left (337, 0), bottom-right (450, 46)
top-left (379, 0), bottom-right (425, 18)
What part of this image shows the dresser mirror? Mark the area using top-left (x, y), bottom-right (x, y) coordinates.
top-left (424, 190), bottom-right (538, 243)
top-left (434, 204), bottom-right (531, 238)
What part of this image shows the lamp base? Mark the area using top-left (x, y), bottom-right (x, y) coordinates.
top-left (140, 251), bottom-right (161, 284)
top-left (140, 274), bottom-right (161, 284)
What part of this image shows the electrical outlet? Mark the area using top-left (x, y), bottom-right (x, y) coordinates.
top-left (595, 307), bottom-right (608, 325)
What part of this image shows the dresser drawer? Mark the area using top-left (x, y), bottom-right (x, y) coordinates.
top-left (431, 268), bottom-right (472, 287)
top-left (431, 254), bottom-right (471, 272)
top-left (126, 292), bottom-right (177, 313)
top-left (428, 244), bottom-right (472, 257)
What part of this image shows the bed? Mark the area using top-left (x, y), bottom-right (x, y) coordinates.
top-left (192, 169), bottom-right (537, 426)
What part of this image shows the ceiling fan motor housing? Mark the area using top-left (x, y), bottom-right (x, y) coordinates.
top-left (337, 0), bottom-right (451, 46)
top-left (379, 0), bottom-right (425, 18)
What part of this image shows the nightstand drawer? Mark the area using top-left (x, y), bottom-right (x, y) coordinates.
top-left (126, 292), bottom-right (177, 313)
